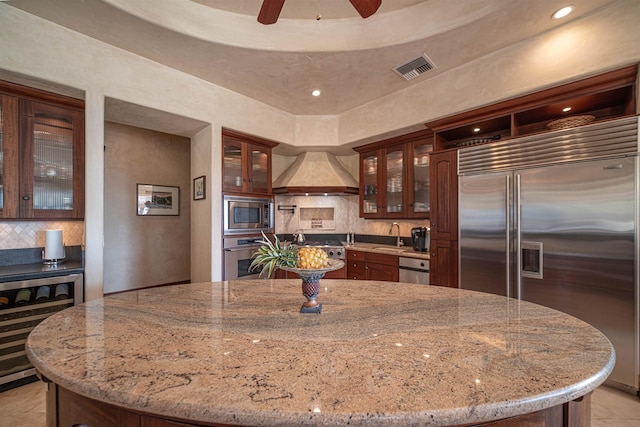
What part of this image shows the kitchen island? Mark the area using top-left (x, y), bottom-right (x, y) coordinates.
top-left (26, 279), bottom-right (614, 427)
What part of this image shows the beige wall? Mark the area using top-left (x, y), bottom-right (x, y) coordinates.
top-left (103, 122), bottom-right (191, 294)
top-left (1, 2), bottom-right (639, 299)
top-left (0, 5), bottom-right (295, 299)
top-left (339, 0), bottom-right (640, 144)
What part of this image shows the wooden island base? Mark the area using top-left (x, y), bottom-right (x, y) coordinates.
top-left (45, 380), bottom-right (591, 427)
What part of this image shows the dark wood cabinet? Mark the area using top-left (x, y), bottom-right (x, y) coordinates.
top-left (346, 249), bottom-right (366, 280)
top-left (429, 149), bottom-right (458, 288)
top-left (45, 380), bottom-right (593, 427)
top-left (355, 129), bottom-right (433, 219)
top-left (357, 144), bottom-right (407, 218)
top-left (407, 140), bottom-right (433, 218)
top-left (142, 417), bottom-right (205, 427)
top-left (429, 239), bottom-right (458, 288)
top-left (346, 249), bottom-right (399, 282)
top-left (427, 65), bottom-right (637, 151)
top-left (429, 150), bottom-right (457, 241)
top-left (56, 386), bottom-right (140, 427)
top-left (222, 129), bottom-right (277, 196)
top-left (0, 81), bottom-right (85, 220)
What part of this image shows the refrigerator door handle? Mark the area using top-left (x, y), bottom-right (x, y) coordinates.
top-left (515, 174), bottom-right (522, 299)
top-left (505, 175), bottom-right (511, 298)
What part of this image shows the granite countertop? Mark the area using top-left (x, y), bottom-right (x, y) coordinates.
top-left (26, 280), bottom-right (614, 427)
top-left (345, 242), bottom-right (430, 259)
top-left (0, 260), bottom-right (84, 283)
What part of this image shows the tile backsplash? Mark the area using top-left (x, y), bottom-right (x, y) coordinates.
top-left (0, 222), bottom-right (85, 250)
top-left (275, 195), bottom-right (429, 239)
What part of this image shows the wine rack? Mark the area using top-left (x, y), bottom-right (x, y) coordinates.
top-left (0, 273), bottom-right (83, 389)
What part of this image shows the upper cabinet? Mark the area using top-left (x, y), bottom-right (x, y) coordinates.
top-left (355, 129), bottom-right (433, 219)
top-left (0, 81), bottom-right (85, 220)
top-left (358, 143), bottom-right (407, 218)
top-left (427, 65), bottom-right (637, 151)
top-left (222, 129), bottom-right (278, 196)
top-left (408, 140), bottom-right (433, 218)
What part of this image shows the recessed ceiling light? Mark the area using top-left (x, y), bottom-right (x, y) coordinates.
top-left (473, 127), bottom-right (481, 133)
top-left (552, 5), bottom-right (574, 19)
top-left (562, 107), bottom-right (572, 112)
top-left (311, 89), bottom-right (321, 97)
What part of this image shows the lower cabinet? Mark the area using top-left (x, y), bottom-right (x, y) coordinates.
top-left (142, 417), bottom-right (202, 427)
top-left (430, 239), bottom-right (458, 287)
top-left (346, 250), bottom-right (399, 282)
top-left (44, 371), bottom-right (592, 427)
top-left (50, 383), bottom-right (226, 427)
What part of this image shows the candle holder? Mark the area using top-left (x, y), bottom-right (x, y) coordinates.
top-left (280, 259), bottom-right (344, 314)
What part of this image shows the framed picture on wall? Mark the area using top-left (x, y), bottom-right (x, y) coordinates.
top-left (193, 176), bottom-right (206, 201)
top-left (137, 184), bottom-right (180, 216)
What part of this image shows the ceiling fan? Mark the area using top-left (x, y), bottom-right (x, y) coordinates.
top-left (258, 0), bottom-right (382, 25)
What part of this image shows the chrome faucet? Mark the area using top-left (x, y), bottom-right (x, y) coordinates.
top-left (293, 229), bottom-right (305, 243)
top-left (389, 222), bottom-right (403, 247)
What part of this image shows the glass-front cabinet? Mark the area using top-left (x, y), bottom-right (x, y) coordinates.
top-left (250, 144), bottom-right (270, 194)
top-left (408, 141), bottom-right (433, 218)
top-left (356, 129), bottom-right (432, 219)
top-left (361, 152), bottom-right (378, 215)
top-left (384, 146), bottom-right (405, 216)
top-left (222, 129), bottom-right (277, 195)
top-left (0, 82), bottom-right (84, 220)
top-left (359, 144), bottom-right (408, 219)
top-left (25, 101), bottom-right (84, 218)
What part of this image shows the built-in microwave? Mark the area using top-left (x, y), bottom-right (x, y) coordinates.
top-left (223, 195), bottom-right (274, 235)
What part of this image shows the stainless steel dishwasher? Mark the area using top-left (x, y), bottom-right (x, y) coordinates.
top-left (399, 257), bottom-right (429, 284)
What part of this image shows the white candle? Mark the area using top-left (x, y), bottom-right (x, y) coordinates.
top-left (44, 229), bottom-right (65, 260)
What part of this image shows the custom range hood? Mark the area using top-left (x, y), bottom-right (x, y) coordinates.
top-left (272, 152), bottom-right (359, 195)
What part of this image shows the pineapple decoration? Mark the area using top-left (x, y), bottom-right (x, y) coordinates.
top-left (249, 232), bottom-right (342, 314)
top-left (249, 233), bottom-right (329, 276)
top-left (249, 233), bottom-right (298, 278)
top-left (296, 247), bottom-right (329, 269)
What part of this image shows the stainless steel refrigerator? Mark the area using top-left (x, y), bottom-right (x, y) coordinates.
top-left (458, 116), bottom-right (639, 394)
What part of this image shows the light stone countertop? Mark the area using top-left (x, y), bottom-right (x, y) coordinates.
top-left (344, 242), bottom-right (430, 259)
top-left (26, 280), bottom-right (614, 427)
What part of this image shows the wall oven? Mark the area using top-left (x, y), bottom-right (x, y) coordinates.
top-left (223, 236), bottom-right (266, 280)
top-left (223, 195), bottom-right (274, 236)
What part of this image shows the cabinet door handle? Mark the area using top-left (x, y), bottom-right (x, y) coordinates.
top-left (431, 253), bottom-right (436, 257)
top-left (22, 195), bottom-right (30, 201)
top-left (431, 222), bottom-right (436, 227)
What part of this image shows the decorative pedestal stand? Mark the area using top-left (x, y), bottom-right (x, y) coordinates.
top-left (281, 260), bottom-right (344, 314)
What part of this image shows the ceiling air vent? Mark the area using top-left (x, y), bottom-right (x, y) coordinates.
top-left (394, 54), bottom-right (436, 81)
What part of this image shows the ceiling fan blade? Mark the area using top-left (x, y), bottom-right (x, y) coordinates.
top-left (258, 0), bottom-right (285, 25)
top-left (348, 0), bottom-right (382, 19)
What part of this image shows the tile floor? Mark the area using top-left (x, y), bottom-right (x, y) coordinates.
top-left (0, 381), bottom-right (639, 426)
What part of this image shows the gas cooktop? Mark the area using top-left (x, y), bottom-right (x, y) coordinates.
top-left (293, 240), bottom-right (345, 259)
top-left (296, 240), bottom-right (343, 247)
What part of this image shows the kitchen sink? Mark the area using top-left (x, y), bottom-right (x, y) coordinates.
top-left (373, 247), bottom-right (409, 253)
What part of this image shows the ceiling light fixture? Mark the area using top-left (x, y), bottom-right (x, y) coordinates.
top-left (258, 0), bottom-right (381, 25)
top-left (552, 5), bottom-right (574, 19)
top-left (562, 107), bottom-right (572, 112)
top-left (312, 89), bottom-right (321, 97)
top-left (473, 127), bottom-right (481, 133)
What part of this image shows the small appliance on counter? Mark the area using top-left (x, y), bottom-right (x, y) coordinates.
top-left (411, 227), bottom-right (430, 252)
top-left (42, 229), bottom-right (66, 265)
